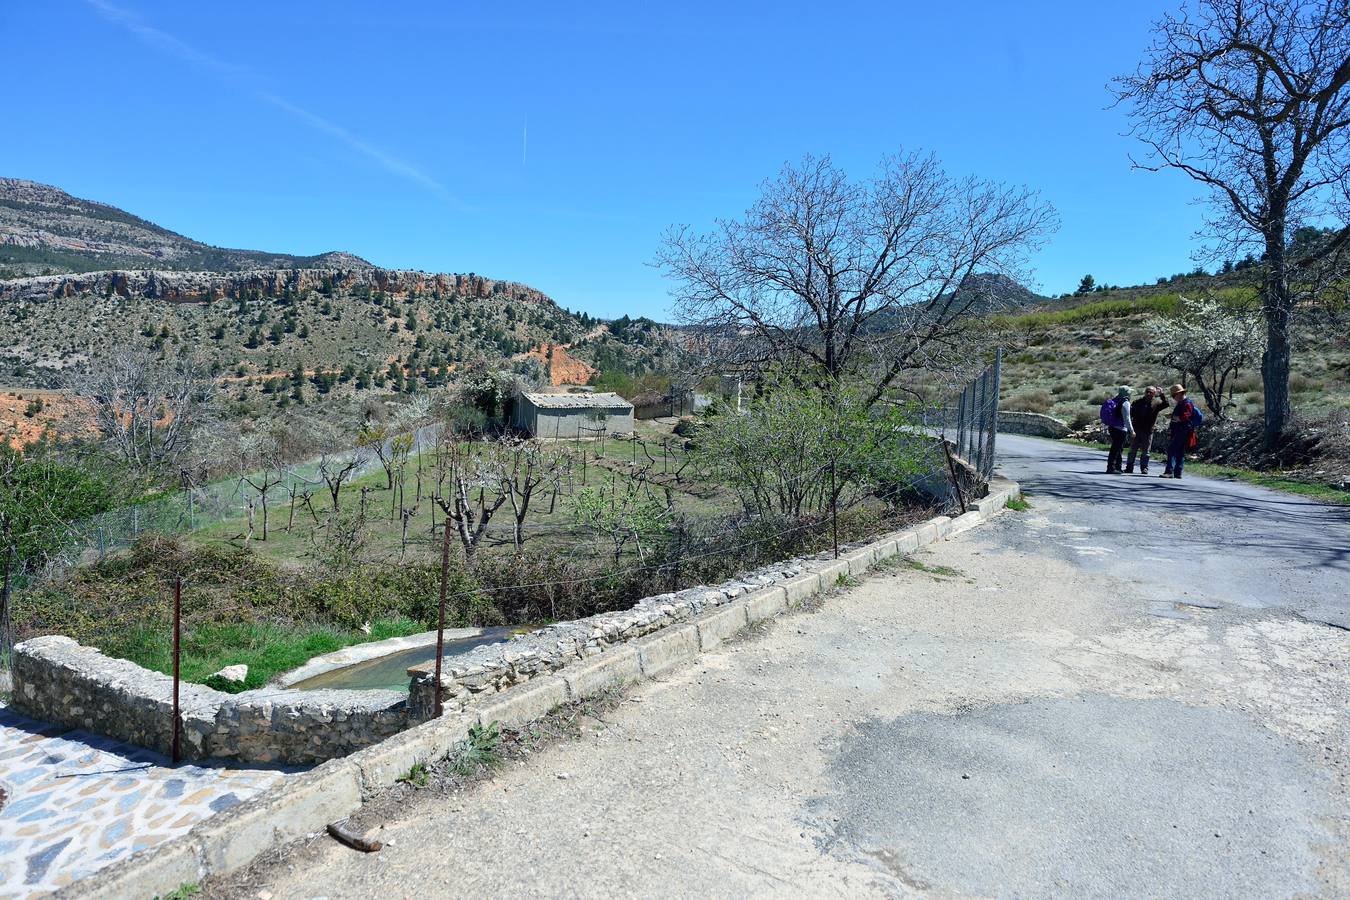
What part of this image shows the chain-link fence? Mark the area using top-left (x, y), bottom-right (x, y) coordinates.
top-left (21, 423), bottom-right (449, 584)
top-left (920, 348), bottom-right (1002, 486)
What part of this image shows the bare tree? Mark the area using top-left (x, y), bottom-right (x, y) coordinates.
top-left (1115, 0), bottom-right (1350, 446)
top-left (500, 438), bottom-right (566, 550)
top-left (432, 440), bottom-right (509, 561)
top-left (71, 346), bottom-right (214, 476)
top-left (357, 421), bottom-right (396, 490)
top-left (313, 424), bottom-right (368, 512)
top-left (235, 431), bottom-right (287, 541)
top-left (655, 153), bottom-right (1056, 401)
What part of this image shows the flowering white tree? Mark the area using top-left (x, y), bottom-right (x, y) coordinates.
top-left (1146, 296), bottom-right (1266, 419)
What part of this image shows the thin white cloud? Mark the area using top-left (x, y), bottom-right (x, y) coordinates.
top-left (84, 0), bottom-right (456, 204)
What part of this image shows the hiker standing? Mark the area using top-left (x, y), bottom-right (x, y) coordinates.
top-left (1125, 386), bottom-right (1169, 475)
top-left (1161, 383), bottom-right (1204, 479)
top-left (1100, 386), bottom-right (1133, 475)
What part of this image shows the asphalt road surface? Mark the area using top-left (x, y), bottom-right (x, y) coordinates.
top-left (228, 436), bottom-right (1350, 899)
top-left (995, 434), bottom-right (1350, 631)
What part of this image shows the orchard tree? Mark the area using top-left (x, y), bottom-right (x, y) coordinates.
top-left (656, 153), bottom-right (1056, 401)
top-left (1116, 0), bottom-right (1350, 446)
top-left (71, 346), bottom-right (214, 477)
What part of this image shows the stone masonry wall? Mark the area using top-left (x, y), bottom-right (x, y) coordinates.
top-left (997, 411), bottom-right (1071, 439)
top-left (11, 636), bottom-right (223, 759)
top-left (408, 555), bottom-right (829, 717)
top-left (10, 636), bottom-right (410, 765)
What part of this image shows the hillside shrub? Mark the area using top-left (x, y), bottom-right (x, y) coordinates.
top-left (1005, 390), bottom-right (1052, 412)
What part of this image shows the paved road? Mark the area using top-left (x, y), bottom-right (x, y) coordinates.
top-left (232, 438), bottom-right (1350, 899)
top-left (996, 434), bottom-right (1350, 631)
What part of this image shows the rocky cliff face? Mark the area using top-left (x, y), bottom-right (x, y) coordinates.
top-left (0, 267), bottom-right (553, 306)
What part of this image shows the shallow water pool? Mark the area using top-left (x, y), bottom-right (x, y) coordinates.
top-left (290, 627), bottom-right (517, 692)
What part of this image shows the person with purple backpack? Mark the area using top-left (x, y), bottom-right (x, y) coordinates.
top-left (1099, 386), bottom-right (1133, 475)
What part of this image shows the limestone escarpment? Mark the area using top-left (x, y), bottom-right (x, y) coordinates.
top-left (0, 267), bottom-right (554, 306)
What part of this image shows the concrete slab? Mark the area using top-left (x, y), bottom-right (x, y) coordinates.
top-left (636, 625), bottom-right (700, 677)
top-left (193, 760), bottom-right (362, 875)
top-left (474, 677), bottom-right (568, 731)
top-left (563, 648), bottom-right (643, 701)
top-left (351, 713), bottom-right (474, 797)
top-left (745, 586), bottom-right (788, 623)
top-left (695, 602), bottom-right (751, 650)
top-left (782, 573), bottom-right (822, 605)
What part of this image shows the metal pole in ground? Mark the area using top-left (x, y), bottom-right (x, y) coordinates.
top-left (830, 458), bottom-right (839, 560)
top-left (989, 347), bottom-right (1003, 477)
top-left (171, 576), bottom-right (182, 765)
top-left (433, 513), bottom-right (452, 719)
top-left (957, 388), bottom-right (968, 462)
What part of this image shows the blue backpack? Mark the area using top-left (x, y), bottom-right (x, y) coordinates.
top-left (1189, 402), bottom-right (1204, 428)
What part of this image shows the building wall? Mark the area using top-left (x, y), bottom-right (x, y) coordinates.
top-left (529, 407), bottom-right (634, 439)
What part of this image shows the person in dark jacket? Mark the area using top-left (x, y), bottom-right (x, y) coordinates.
top-left (1162, 383), bottom-right (1201, 479)
top-left (1101, 386), bottom-right (1133, 474)
top-left (1125, 386), bottom-right (1169, 475)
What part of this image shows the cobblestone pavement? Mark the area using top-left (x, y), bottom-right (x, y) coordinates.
top-left (0, 705), bottom-right (287, 898)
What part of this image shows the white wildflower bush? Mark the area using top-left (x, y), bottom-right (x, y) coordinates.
top-left (1146, 295), bottom-right (1265, 420)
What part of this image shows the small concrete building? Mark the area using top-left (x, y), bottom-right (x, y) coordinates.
top-left (513, 391), bottom-right (635, 439)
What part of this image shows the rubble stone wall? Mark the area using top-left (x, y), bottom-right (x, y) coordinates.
top-left (997, 411), bottom-right (1071, 438)
top-left (9, 636), bottom-right (410, 765)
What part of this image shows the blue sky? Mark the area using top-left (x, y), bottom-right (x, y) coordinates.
top-left (3, 1), bottom-right (1206, 318)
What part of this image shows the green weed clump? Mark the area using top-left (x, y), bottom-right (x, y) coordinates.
top-left (450, 721), bottom-right (504, 776)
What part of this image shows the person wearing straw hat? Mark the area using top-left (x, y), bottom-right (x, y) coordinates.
top-left (1161, 383), bottom-right (1204, 479)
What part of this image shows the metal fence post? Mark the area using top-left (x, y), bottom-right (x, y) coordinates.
top-left (982, 367), bottom-right (993, 477)
top-left (989, 347), bottom-right (1002, 479)
top-left (957, 388), bottom-right (968, 464)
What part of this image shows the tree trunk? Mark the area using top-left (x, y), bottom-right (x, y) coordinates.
top-left (1261, 233), bottom-right (1294, 448)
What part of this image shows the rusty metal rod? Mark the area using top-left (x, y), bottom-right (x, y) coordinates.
top-left (433, 512), bottom-right (452, 718)
top-left (172, 575), bottom-right (182, 765)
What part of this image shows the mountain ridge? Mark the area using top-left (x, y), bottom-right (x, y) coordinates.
top-left (0, 177), bottom-right (373, 276)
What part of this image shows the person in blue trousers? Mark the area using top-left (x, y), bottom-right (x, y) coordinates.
top-left (1161, 383), bottom-right (1203, 479)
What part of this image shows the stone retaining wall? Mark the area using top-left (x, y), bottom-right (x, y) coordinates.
top-left (10, 637), bottom-right (409, 765)
top-left (997, 411), bottom-right (1071, 438)
top-left (407, 559), bottom-right (819, 717)
top-left (18, 473), bottom-right (1012, 772)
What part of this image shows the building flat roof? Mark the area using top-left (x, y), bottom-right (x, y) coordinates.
top-left (523, 391), bottom-right (634, 410)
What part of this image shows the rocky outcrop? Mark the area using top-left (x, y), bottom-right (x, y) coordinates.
top-left (0, 267), bottom-right (555, 306)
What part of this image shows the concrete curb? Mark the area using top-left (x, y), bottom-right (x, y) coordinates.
top-left (62, 476), bottom-right (1019, 899)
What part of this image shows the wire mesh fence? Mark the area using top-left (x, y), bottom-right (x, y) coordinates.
top-left (18, 423), bottom-right (448, 584)
top-left (919, 348), bottom-right (1003, 486)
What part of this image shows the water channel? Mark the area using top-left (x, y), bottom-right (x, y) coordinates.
top-left (289, 627), bottom-right (517, 692)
